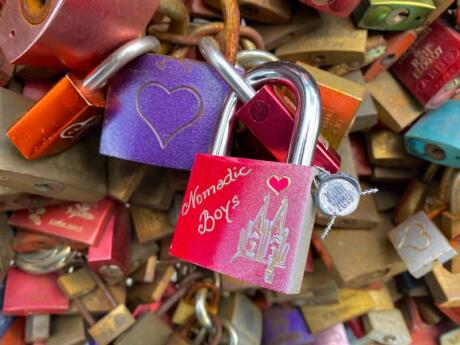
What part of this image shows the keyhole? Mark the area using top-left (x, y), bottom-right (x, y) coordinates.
top-left (425, 143), bottom-right (446, 161)
top-left (20, 0), bottom-right (50, 25)
top-left (385, 8), bottom-right (410, 25)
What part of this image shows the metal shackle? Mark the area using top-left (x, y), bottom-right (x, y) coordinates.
top-left (207, 63), bottom-right (322, 167)
top-left (82, 36), bottom-right (161, 91)
top-left (236, 49), bottom-right (279, 70)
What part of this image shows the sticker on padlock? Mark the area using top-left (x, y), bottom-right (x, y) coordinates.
top-left (405, 100), bottom-right (460, 168)
top-left (170, 60), bottom-right (322, 293)
top-left (7, 37), bottom-right (161, 160)
top-left (353, 0), bottom-right (435, 31)
top-left (202, 42), bottom-right (342, 172)
top-left (391, 19), bottom-right (460, 108)
top-left (0, 0), bottom-right (160, 72)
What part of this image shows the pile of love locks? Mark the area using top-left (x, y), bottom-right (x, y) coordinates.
top-left (0, 0), bottom-right (458, 344)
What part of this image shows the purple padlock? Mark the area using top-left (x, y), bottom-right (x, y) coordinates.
top-left (262, 306), bottom-right (314, 345)
top-left (100, 54), bottom-right (232, 170)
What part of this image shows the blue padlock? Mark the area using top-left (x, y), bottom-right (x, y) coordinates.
top-left (405, 100), bottom-right (460, 168)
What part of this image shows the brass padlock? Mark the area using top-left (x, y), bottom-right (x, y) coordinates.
top-left (46, 315), bottom-right (86, 345)
top-left (128, 265), bottom-right (175, 304)
top-left (57, 268), bottom-right (97, 300)
top-left (130, 167), bottom-right (174, 211)
top-left (425, 261), bottom-right (460, 307)
top-left (108, 158), bottom-right (147, 203)
top-left (131, 255), bottom-right (157, 283)
top-left (312, 214), bottom-right (406, 288)
top-left (363, 309), bottom-right (412, 345)
top-left (366, 71), bottom-right (424, 132)
top-left (131, 207), bottom-right (174, 243)
top-left (276, 14), bottom-right (367, 66)
top-left (253, 4), bottom-right (320, 50)
top-left (204, 0), bottom-right (291, 23)
top-left (0, 88), bottom-right (107, 203)
top-left (67, 283), bottom-right (126, 314)
top-left (367, 129), bottom-right (424, 167)
top-left (129, 240), bottom-right (160, 275)
top-left (353, 0), bottom-right (435, 31)
top-left (345, 71), bottom-right (378, 132)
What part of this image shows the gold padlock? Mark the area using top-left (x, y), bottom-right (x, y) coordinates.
top-left (130, 167), bottom-right (174, 211)
top-left (131, 207), bottom-right (174, 243)
top-left (276, 14), bottom-right (367, 66)
top-left (128, 265), bottom-right (175, 304)
top-left (108, 158), bottom-right (147, 203)
top-left (425, 262), bottom-right (460, 307)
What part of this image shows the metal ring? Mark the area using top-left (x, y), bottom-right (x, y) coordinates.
top-left (82, 36), bottom-right (161, 91)
top-left (221, 319), bottom-right (239, 345)
top-left (15, 246), bottom-right (76, 274)
top-left (196, 288), bottom-right (213, 331)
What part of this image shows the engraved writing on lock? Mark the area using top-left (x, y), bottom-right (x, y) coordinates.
top-left (397, 222), bottom-right (432, 251)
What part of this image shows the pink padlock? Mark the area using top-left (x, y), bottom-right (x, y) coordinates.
top-left (170, 61), bottom-right (321, 293)
top-left (87, 202), bottom-right (131, 284)
top-left (0, 0), bottom-right (160, 73)
top-left (8, 198), bottom-right (115, 246)
top-left (3, 268), bottom-right (69, 315)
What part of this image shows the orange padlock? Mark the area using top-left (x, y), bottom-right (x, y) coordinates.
top-left (7, 37), bottom-right (160, 160)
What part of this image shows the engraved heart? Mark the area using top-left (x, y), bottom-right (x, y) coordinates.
top-left (397, 222), bottom-right (432, 252)
top-left (136, 82), bottom-right (203, 149)
top-left (267, 175), bottom-right (291, 194)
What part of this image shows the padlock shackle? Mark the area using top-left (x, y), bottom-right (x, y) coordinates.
top-left (82, 36), bottom-right (160, 91)
top-left (199, 37), bottom-right (255, 102)
top-left (236, 50), bottom-right (279, 70)
top-left (210, 62), bottom-right (322, 167)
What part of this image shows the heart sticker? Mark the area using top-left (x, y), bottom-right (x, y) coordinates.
top-left (267, 175), bottom-right (291, 194)
top-left (397, 222), bottom-right (432, 252)
top-left (136, 82), bottom-right (203, 149)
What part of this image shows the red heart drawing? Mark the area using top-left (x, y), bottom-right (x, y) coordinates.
top-left (267, 175), bottom-right (291, 194)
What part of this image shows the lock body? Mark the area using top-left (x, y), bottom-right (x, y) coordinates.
top-left (353, 0), bottom-right (435, 31)
top-left (114, 312), bottom-right (173, 345)
top-left (130, 167), bottom-right (174, 210)
top-left (3, 269), bottom-right (69, 315)
top-left (262, 306), bottom-right (314, 345)
top-left (7, 75), bottom-right (105, 159)
top-left (108, 158), bottom-right (146, 203)
top-left (405, 100), bottom-right (460, 168)
top-left (8, 198), bottom-right (115, 245)
top-left (276, 15), bottom-right (367, 66)
top-left (100, 54), bottom-right (232, 170)
top-left (391, 19), bottom-right (460, 108)
top-left (131, 207), bottom-right (173, 243)
top-left (0, 186), bottom-right (61, 212)
top-left (87, 204), bottom-right (131, 284)
top-left (170, 154), bottom-right (315, 293)
top-left (363, 309), bottom-right (412, 345)
top-left (299, 0), bottom-right (361, 18)
top-left (0, 0), bottom-right (160, 72)
top-left (46, 315), bottom-right (86, 345)
top-left (425, 262), bottom-right (460, 307)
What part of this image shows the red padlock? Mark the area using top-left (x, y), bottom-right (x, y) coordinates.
top-left (391, 19), bottom-right (460, 109)
top-left (170, 61), bottom-right (321, 293)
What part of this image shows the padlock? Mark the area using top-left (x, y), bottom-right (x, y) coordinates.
top-left (0, 214), bottom-right (14, 282)
top-left (417, 298), bottom-right (443, 324)
top-left (0, 0), bottom-right (160, 72)
top-left (405, 100), bottom-right (460, 168)
top-left (353, 0), bottom-right (435, 31)
top-left (67, 283), bottom-right (126, 315)
top-left (130, 255), bottom-right (157, 283)
top-left (129, 240), bottom-right (160, 275)
top-left (300, 0), bottom-right (361, 18)
top-left (401, 298), bottom-right (440, 344)
top-left (0, 318), bottom-right (25, 345)
top-left (3, 269), bottom-right (69, 315)
top-left (131, 207), bottom-right (174, 243)
top-left (100, 11), bottom-right (240, 171)
top-left (14, 230), bottom-right (86, 254)
top-left (219, 293), bottom-right (262, 345)
top-left (88, 203), bottom-right (131, 285)
top-left (0, 88), bottom-right (106, 203)
top-left (442, 212), bottom-right (460, 239)
top-left (201, 41), bottom-right (342, 170)
top-left (130, 167), bottom-right (174, 210)
top-left (364, 31), bottom-right (418, 82)
top-left (107, 158), bottom-right (147, 203)
top-left (312, 215), bottom-right (406, 288)
top-left (388, 211), bottom-right (457, 278)
top-left (425, 261), bottom-right (460, 307)
top-left (114, 312), bottom-right (174, 345)
top-left (312, 323), bottom-right (350, 345)
top-left (0, 185), bottom-right (62, 213)
top-left (350, 134), bottom-right (373, 178)
top-left (168, 170), bottom-right (190, 193)
top-left (9, 198), bottom-right (115, 246)
top-left (441, 328), bottom-right (460, 345)
top-left (363, 309), bottom-right (411, 345)
top-left (169, 193), bottom-right (184, 226)
top-left (275, 14), bottom-right (367, 67)
top-left (262, 306), bottom-right (314, 345)
top-left (367, 129), bottom-right (424, 167)
top-left (447, 243), bottom-right (460, 273)
top-left (391, 19), bottom-right (460, 108)
top-left (366, 71), bottom-right (424, 132)
top-left (170, 61), bottom-right (322, 293)
top-left (7, 37), bottom-right (160, 160)
top-left (128, 265), bottom-right (176, 304)
top-left (45, 315), bottom-right (86, 345)
top-left (58, 268), bottom-right (135, 345)
top-left (204, 0), bottom-right (291, 23)
top-left (25, 315), bottom-right (50, 343)
top-left (253, 4), bottom-right (320, 50)
top-left (300, 288), bottom-right (378, 334)
top-left (344, 71), bottom-right (378, 132)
